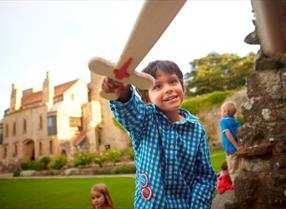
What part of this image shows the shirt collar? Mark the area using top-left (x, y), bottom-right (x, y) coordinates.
top-left (154, 106), bottom-right (199, 125)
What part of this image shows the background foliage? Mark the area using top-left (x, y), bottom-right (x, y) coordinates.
top-left (185, 52), bottom-right (254, 95)
top-left (181, 90), bottom-right (234, 115)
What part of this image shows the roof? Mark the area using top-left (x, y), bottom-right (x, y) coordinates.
top-left (21, 79), bottom-right (78, 107)
top-left (72, 131), bottom-right (86, 146)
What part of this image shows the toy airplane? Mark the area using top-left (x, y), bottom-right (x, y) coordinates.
top-left (88, 0), bottom-right (186, 100)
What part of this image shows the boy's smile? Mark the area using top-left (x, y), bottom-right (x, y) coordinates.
top-left (148, 69), bottom-right (184, 121)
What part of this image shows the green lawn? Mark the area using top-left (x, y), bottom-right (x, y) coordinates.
top-left (0, 149), bottom-right (225, 209)
top-left (210, 149), bottom-right (226, 173)
top-left (0, 177), bottom-right (135, 209)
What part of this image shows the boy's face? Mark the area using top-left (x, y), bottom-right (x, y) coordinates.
top-left (221, 108), bottom-right (227, 117)
top-left (91, 191), bottom-right (105, 208)
top-left (148, 69), bottom-right (184, 116)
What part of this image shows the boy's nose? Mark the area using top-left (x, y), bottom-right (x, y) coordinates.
top-left (164, 85), bottom-right (173, 94)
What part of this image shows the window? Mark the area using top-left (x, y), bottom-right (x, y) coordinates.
top-left (39, 142), bottom-right (43, 156)
top-left (105, 144), bottom-right (111, 150)
top-left (13, 143), bottom-right (18, 157)
top-left (5, 124), bottom-right (8, 137)
top-left (70, 94), bottom-right (75, 101)
top-left (39, 116), bottom-right (43, 130)
top-left (48, 116), bottom-right (57, 136)
top-left (69, 117), bottom-right (82, 131)
top-left (49, 140), bottom-right (53, 154)
top-left (13, 122), bottom-right (16, 136)
top-left (23, 119), bottom-right (27, 133)
top-left (0, 127), bottom-right (3, 144)
top-left (3, 145), bottom-right (7, 159)
top-left (53, 95), bottom-right (63, 103)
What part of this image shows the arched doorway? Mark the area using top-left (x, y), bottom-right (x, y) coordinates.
top-left (61, 149), bottom-right (67, 156)
top-left (23, 139), bottom-right (35, 161)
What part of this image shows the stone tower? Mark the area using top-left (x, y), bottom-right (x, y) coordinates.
top-left (89, 72), bottom-right (130, 152)
top-left (9, 83), bottom-right (21, 112)
top-left (42, 71), bottom-right (54, 108)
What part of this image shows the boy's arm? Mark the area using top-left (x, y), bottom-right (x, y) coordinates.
top-left (225, 130), bottom-right (240, 150)
top-left (104, 78), bottom-right (151, 138)
top-left (191, 131), bottom-right (217, 209)
top-left (219, 119), bottom-right (240, 151)
top-left (101, 77), bottom-right (131, 103)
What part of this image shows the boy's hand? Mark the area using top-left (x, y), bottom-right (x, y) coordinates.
top-left (101, 77), bottom-right (131, 102)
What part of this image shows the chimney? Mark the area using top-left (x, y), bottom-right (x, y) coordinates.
top-left (42, 71), bottom-right (54, 108)
top-left (10, 83), bottom-right (21, 112)
top-left (89, 71), bottom-right (103, 101)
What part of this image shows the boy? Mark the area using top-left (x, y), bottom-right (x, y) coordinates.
top-left (219, 101), bottom-right (241, 182)
top-left (101, 60), bottom-right (216, 209)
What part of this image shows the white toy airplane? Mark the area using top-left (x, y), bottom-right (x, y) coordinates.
top-left (88, 0), bottom-right (186, 100)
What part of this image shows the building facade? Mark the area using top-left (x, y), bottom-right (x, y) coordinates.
top-left (0, 72), bottom-right (129, 166)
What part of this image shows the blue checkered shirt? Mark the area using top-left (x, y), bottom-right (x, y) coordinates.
top-left (110, 88), bottom-right (216, 209)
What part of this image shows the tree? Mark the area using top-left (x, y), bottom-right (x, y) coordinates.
top-left (185, 52), bottom-right (255, 95)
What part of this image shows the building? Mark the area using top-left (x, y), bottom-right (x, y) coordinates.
top-left (0, 71), bottom-right (129, 166)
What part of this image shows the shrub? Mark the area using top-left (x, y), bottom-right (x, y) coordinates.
top-left (181, 98), bottom-right (201, 115)
top-left (20, 162), bottom-right (30, 170)
top-left (112, 164), bottom-right (136, 174)
top-left (13, 168), bottom-right (21, 177)
top-left (205, 91), bottom-right (231, 105)
top-left (39, 157), bottom-right (51, 169)
top-left (103, 149), bottom-right (122, 163)
top-left (92, 153), bottom-right (105, 167)
top-left (20, 160), bottom-right (45, 171)
top-left (73, 152), bottom-right (93, 167)
top-left (128, 147), bottom-right (135, 161)
top-left (182, 90), bottom-right (233, 115)
top-left (48, 155), bottom-right (67, 170)
top-left (30, 160), bottom-right (45, 170)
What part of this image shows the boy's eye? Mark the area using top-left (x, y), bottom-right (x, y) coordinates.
top-left (152, 84), bottom-right (161, 90)
top-left (170, 79), bottom-right (178, 85)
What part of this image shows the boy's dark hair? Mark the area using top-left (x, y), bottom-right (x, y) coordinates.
top-left (221, 161), bottom-right (228, 171)
top-left (136, 60), bottom-right (184, 103)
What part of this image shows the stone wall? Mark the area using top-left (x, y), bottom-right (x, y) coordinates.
top-left (226, 51), bottom-right (286, 209)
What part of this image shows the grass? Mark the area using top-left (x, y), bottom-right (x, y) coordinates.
top-left (0, 149), bottom-right (225, 209)
top-left (210, 149), bottom-right (226, 173)
top-left (0, 177), bottom-right (135, 209)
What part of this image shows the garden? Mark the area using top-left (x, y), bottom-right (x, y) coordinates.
top-left (0, 149), bottom-right (225, 209)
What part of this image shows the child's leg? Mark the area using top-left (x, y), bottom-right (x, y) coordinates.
top-left (226, 154), bottom-right (239, 183)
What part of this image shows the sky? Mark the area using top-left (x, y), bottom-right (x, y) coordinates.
top-left (0, 0), bottom-right (259, 119)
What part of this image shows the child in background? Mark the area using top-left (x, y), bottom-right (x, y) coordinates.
top-left (217, 161), bottom-right (234, 194)
top-left (219, 101), bottom-right (241, 182)
top-left (101, 60), bottom-right (216, 209)
top-left (91, 183), bottom-right (114, 209)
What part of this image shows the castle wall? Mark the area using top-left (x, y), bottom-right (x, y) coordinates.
top-left (226, 51), bottom-right (286, 209)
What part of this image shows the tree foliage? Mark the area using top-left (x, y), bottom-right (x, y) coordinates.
top-left (185, 52), bottom-right (255, 95)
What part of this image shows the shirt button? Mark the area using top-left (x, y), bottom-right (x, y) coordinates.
top-left (170, 145), bottom-right (173, 149)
